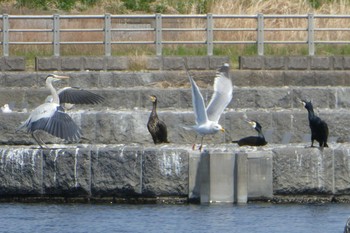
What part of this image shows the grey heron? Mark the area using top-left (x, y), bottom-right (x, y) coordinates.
top-left (147, 95), bottom-right (169, 144)
top-left (17, 74), bottom-right (82, 148)
top-left (185, 63), bottom-right (233, 151)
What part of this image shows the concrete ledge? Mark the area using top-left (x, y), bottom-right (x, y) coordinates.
top-left (0, 144), bottom-right (350, 203)
top-left (0, 57), bottom-right (25, 71)
top-left (239, 56), bottom-right (350, 70)
top-left (35, 56), bottom-right (229, 71)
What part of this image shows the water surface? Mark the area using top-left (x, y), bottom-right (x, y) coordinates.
top-left (1, 203), bottom-right (349, 233)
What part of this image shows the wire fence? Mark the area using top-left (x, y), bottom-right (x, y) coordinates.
top-left (1, 13), bottom-right (350, 56)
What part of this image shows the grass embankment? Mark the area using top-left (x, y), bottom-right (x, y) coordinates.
top-left (1, 0), bottom-right (350, 69)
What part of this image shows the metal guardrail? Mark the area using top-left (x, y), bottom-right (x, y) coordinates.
top-left (1, 13), bottom-right (350, 56)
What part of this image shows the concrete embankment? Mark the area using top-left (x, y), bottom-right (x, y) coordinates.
top-left (1, 55), bottom-right (350, 203)
top-left (0, 144), bottom-right (350, 204)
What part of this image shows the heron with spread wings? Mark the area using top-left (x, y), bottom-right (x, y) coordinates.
top-left (17, 74), bottom-right (83, 148)
top-left (186, 63), bottom-right (233, 151)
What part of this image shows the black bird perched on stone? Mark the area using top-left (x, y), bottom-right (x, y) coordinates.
top-left (301, 100), bottom-right (329, 148)
top-left (232, 120), bottom-right (267, 146)
top-left (147, 95), bottom-right (169, 144)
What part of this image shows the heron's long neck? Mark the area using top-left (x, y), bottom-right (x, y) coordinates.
top-left (46, 79), bottom-right (59, 104)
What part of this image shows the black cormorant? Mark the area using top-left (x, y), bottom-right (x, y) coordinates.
top-left (147, 95), bottom-right (169, 144)
top-left (232, 120), bottom-right (267, 146)
top-left (301, 100), bottom-right (329, 147)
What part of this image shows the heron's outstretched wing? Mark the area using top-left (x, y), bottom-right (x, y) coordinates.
top-left (206, 63), bottom-right (233, 123)
top-left (58, 87), bottom-right (105, 105)
top-left (188, 74), bottom-right (208, 125)
top-left (29, 106), bottom-right (81, 141)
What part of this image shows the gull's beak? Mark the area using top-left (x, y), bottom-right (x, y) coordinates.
top-left (220, 128), bottom-right (225, 132)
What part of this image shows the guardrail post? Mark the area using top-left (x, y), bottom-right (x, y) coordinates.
top-left (104, 13), bottom-right (111, 56)
top-left (308, 13), bottom-right (315, 56)
top-left (257, 13), bottom-right (264, 56)
top-left (2, 14), bottom-right (9, 56)
top-left (53, 14), bottom-right (60, 56)
top-left (155, 13), bottom-right (162, 56)
top-left (207, 13), bottom-right (213, 56)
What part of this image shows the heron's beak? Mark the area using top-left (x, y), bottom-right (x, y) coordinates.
top-left (54, 75), bottom-right (70, 79)
top-left (220, 128), bottom-right (225, 132)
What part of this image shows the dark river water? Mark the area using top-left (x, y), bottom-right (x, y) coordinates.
top-left (0, 202), bottom-right (349, 233)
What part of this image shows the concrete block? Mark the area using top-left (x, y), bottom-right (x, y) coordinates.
top-left (333, 148), bottom-right (350, 194)
top-left (2, 57), bottom-right (25, 71)
top-left (333, 56), bottom-right (344, 70)
top-left (287, 56), bottom-right (309, 70)
top-left (283, 70), bottom-right (316, 86)
top-left (142, 148), bottom-right (189, 196)
top-left (82, 57), bottom-right (104, 71)
top-left (3, 73), bottom-right (38, 88)
top-left (234, 70), bottom-right (284, 87)
top-left (315, 71), bottom-right (345, 86)
top-left (200, 152), bottom-right (235, 203)
top-left (199, 151), bottom-right (210, 203)
top-left (186, 56), bottom-right (209, 70)
top-left (209, 56), bottom-right (230, 69)
top-left (36, 57), bottom-right (61, 71)
top-left (310, 56), bottom-right (331, 70)
top-left (239, 56), bottom-right (264, 70)
top-left (163, 57), bottom-right (186, 70)
top-left (264, 56), bottom-right (286, 70)
top-left (235, 153), bottom-right (248, 203)
top-left (0, 148), bottom-right (43, 195)
top-left (343, 57), bottom-right (350, 70)
top-left (292, 87), bottom-right (335, 108)
top-left (43, 148), bottom-right (91, 196)
top-left (61, 57), bottom-right (82, 71)
top-left (188, 151), bottom-right (201, 200)
top-left (91, 145), bottom-right (142, 196)
top-left (146, 56), bottom-right (163, 70)
top-left (247, 151), bottom-right (273, 200)
top-left (105, 56), bottom-right (129, 70)
top-left (273, 147), bottom-right (333, 195)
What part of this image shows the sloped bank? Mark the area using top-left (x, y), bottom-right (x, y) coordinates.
top-left (0, 143), bottom-right (350, 204)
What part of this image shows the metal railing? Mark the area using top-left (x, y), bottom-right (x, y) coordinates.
top-left (1, 13), bottom-right (350, 56)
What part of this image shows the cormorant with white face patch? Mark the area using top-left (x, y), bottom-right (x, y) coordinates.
top-left (232, 120), bottom-right (267, 146)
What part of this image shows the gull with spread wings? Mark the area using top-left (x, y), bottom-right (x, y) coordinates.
top-left (186, 63), bottom-right (233, 151)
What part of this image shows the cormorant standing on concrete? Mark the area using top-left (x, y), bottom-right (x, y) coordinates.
top-left (301, 100), bottom-right (329, 148)
top-left (232, 120), bottom-right (267, 146)
top-left (147, 95), bottom-right (169, 144)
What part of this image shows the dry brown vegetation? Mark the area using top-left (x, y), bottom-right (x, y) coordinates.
top-left (1, 0), bottom-right (350, 69)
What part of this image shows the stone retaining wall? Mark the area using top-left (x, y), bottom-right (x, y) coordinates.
top-left (4, 55), bottom-right (350, 71)
top-left (239, 56), bottom-right (350, 70)
top-left (1, 144), bottom-right (350, 203)
top-left (35, 56), bottom-right (229, 71)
